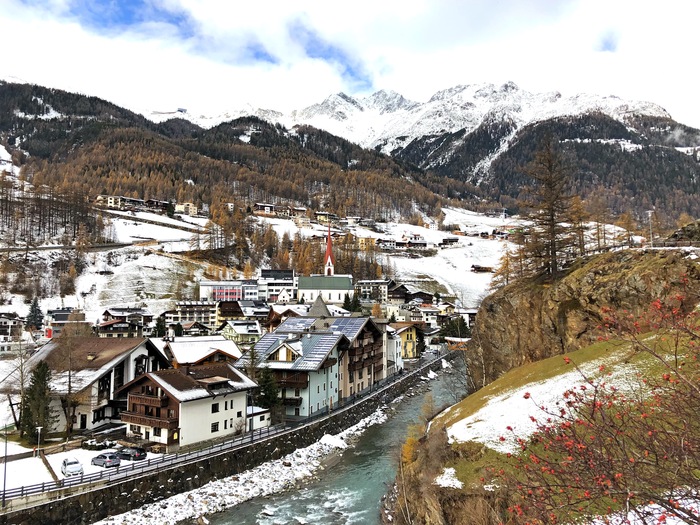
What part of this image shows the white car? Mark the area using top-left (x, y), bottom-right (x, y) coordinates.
top-left (61, 457), bottom-right (84, 477)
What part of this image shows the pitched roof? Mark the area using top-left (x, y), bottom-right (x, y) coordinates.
top-left (308, 296), bottom-right (332, 317)
top-left (239, 332), bottom-right (346, 372)
top-left (297, 275), bottom-right (353, 290)
top-left (148, 363), bottom-right (256, 402)
top-left (28, 336), bottom-right (151, 394)
top-left (164, 335), bottom-right (242, 365)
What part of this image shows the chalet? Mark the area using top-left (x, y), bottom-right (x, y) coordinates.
top-left (119, 362), bottom-right (259, 451)
top-left (178, 321), bottom-right (210, 337)
top-left (102, 307), bottom-right (154, 327)
top-left (273, 307), bottom-right (385, 400)
top-left (237, 331), bottom-right (346, 417)
top-left (44, 308), bottom-right (90, 339)
top-left (390, 322), bottom-right (424, 359)
top-left (253, 203), bottom-right (277, 216)
top-left (96, 320), bottom-right (143, 338)
top-left (25, 337), bottom-right (169, 433)
top-left (0, 313), bottom-right (22, 337)
top-left (218, 320), bottom-right (263, 345)
top-left (145, 198), bottom-right (171, 212)
top-left (160, 335), bottom-right (242, 368)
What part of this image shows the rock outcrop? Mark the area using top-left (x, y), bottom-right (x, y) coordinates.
top-left (466, 249), bottom-right (700, 389)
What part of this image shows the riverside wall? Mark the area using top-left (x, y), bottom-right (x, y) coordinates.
top-left (1, 359), bottom-right (445, 525)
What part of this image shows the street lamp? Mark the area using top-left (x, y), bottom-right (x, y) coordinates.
top-left (2, 421), bottom-right (7, 508)
top-left (35, 426), bottom-right (42, 457)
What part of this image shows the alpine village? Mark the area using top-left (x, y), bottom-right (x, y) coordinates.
top-left (1, 79), bottom-right (700, 525)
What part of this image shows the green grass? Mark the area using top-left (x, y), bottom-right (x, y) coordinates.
top-left (432, 334), bottom-right (680, 489)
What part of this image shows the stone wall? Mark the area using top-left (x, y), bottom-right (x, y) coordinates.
top-left (1, 359), bottom-right (444, 525)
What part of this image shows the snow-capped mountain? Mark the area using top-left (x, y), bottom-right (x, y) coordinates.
top-left (145, 81), bottom-right (672, 155)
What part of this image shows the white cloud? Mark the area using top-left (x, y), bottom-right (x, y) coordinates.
top-left (1, 0), bottom-right (699, 128)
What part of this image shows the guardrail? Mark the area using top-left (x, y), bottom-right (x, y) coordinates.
top-left (0, 352), bottom-right (448, 509)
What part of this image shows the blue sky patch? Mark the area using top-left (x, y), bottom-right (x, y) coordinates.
top-left (289, 20), bottom-right (373, 91)
top-left (58, 0), bottom-right (194, 38)
top-left (597, 31), bottom-right (618, 52)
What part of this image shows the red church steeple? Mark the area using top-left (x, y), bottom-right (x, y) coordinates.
top-left (324, 222), bottom-right (335, 276)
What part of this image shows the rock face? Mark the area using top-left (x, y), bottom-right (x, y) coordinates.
top-left (467, 249), bottom-right (700, 389)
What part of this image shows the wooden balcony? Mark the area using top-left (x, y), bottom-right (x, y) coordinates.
top-left (281, 397), bottom-right (303, 407)
top-left (129, 393), bottom-right (168, 407)
top-left (120, 411), bottom-right (179, 430)
top-left (277, 373), bottom-right (308, 390)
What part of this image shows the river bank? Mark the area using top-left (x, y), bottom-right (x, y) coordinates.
top-left (92, 369), bottom-right (446, 525)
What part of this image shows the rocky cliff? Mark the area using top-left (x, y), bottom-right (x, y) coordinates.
top-left (466, 249), bottom-right (700, 390)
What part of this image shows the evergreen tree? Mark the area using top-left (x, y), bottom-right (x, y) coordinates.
top-left (20, 361), bottom-right (57, 444)
top-left (389, 312), bottom-right (397, 323)
top-left (174, 322), bottom-right (184, 337)
top-left (350, 293), bottom-right (361, 312)
top-left (342, 293), bottom-right (352, 311)
top-left (440, 317), bottom-right (471, 339)
top-left (154, 316), bottom-right (166, 338)
top-left (26, 297), bottom-right (43, 330)
top-left (255, 366), bottom-right (280, 410)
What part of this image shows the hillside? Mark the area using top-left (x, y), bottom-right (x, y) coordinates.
top-left (467, 248), bottom-right (700, 388)
top-left (389, 248), bottom-right (700, 524)
top-left (0, 81), bottom-right (450, 222)
top-left (149, 82), bottom-right (700, 221)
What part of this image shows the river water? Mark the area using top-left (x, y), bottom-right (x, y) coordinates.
top-left (208, 372), bottom-right (455, 525)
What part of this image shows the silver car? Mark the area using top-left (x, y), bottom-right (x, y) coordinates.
top-left (91, 452), bottom-right (121, 468)
top-left (61, 457), bottom-right (84, 476)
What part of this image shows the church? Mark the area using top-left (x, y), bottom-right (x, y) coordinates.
top-left (296, 224), bottom-right (354, 305)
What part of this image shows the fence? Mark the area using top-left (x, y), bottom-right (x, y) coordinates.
top-left (0, 352), bottom-right (448, 510)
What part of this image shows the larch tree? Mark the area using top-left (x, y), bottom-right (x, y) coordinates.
top-left (519, 136), bottom-right (575, 277)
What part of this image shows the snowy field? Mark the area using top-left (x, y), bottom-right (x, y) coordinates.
top-left (0, 442), bottom-right (163, 490)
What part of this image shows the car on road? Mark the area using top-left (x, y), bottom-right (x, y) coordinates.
top-left (61, 457), bottom-right (83, 477)
top-left (91, 453), bottom-right (121, 468)
top-left (116, 447), bottom-right (147, 461)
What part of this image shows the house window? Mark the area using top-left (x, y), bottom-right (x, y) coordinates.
top-left (295, 388), bottom-right (300, 397)
top-left (153, 427), bottom-right (162, 437)
top-left (237, 411), bottom-right (242, 418)
top-left (211, 422), bottom-right (219, 433)
top-left (259, 415), bottom-right (265, 421)
top-left (317, 385), bottom-right (320, 393)
top-left (212, 403), bottom-right (220, 413)
top-left (224, 401), bottom-right (228, 410)
top-left (224, 419), bottom-right (228, 430)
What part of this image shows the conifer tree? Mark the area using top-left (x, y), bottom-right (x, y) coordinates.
top-left (20, 361), bottom-right (57, 443)
top-left (26, 297), bottom-right (43, 330)
top-left (519, 136), bottom-right (574, 277)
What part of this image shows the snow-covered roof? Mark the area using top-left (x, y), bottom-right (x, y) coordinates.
top-left (147, 363), bottom-right (256, 402)
top-left (164, 335), bottom-right (242, 365)
top-left (27, 337), bottom-right (152, 394)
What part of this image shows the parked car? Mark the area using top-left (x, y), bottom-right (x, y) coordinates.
top-left (91, 453), bottom-right (121, 468)
top-left (117, 447), bottom-right (147, 461)
top-left (61, 457), bottom-right (83, 477)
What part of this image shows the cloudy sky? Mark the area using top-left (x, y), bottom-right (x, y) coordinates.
top-left (2, 0), bottom-right (699, 128)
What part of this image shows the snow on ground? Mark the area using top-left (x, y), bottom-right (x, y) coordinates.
top-left (0, 443), bottom-right (164, 490)
top-left (92, 407), bottom-right (392, 525)
top-left (445, 357), bottom-right (637, 454)
top-left (434, 467), bottom-right (463, 489)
